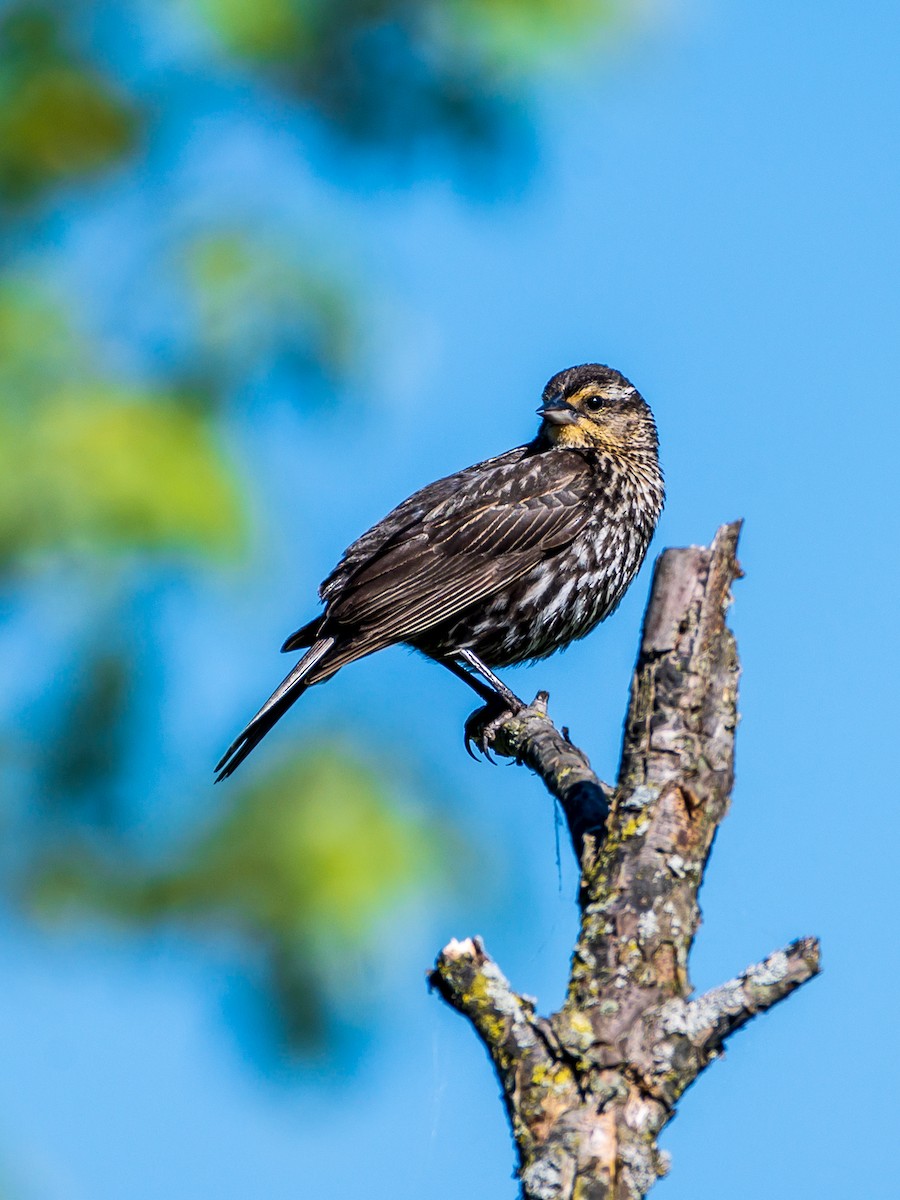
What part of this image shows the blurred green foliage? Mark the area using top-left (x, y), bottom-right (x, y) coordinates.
top-left (191, 0), bottom-right (614, 67)
top-left (38, 640), bottom-right (134, 829)
top-left (0, 0), bottom-right (621, 1057)
top-left (0, 387), bottom-right (243, 561)
top-left (0, 3), bottom-right (138, 206)
top-left (188, 0), bottom-right (618, 163)
top-left (185, 231), bottom-right (359, 389)
top-left (31, 747), bottom-right (453, 1049)
top-left (0, 284), bottom-right (243, 569)
top-left (450, 0), bottom-right (614, 60)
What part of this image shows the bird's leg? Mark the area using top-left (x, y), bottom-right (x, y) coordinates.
top-left (441, 651), bottom-right (526, 762)
top-left (437, 655), bottom-right (498, 704)
top-left (457, 649), bottom-right (525, 711)
top-left (431, 656), bottom-right (507, 759)
top-left (432, 652), bottom-right (526, 761)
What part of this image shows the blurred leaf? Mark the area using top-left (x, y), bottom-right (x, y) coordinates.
top-left (0, 280), bottom-right (245, 566)
top-left (446, 0), bottom-right (617, 64)
top-left (137, 749), bottom-right (440, 943)
top-left (189, 0), bottom-right (309, 59)
top-left (39, 643), bottom-right (134, 829)
top-left (185, 231), bottom-right (358, 387)
top-left (190, 0), bottom-right (619, 73)
top-left (31, 746), bottom-right (458, 1049)
top-left (0, 385), bottom-right (245, 565)
top-left (0, 281), bottom-right (82, 406)
top-left (0, 66), bottom-right (137, 202)
top-left (185, 0), bottom-right (613, 164)
top-left (0, 3), bottom-right (140, 206)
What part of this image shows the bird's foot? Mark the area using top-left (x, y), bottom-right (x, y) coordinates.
top-left (464, 692), bottom-right (530, 762)
top-left (464, 700), bottom-right (517, 761)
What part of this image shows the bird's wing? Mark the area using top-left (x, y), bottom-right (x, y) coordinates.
top-left (318, 446), bottom-right (531, 604)
top-left (323, 450), bottom-right (593, 646)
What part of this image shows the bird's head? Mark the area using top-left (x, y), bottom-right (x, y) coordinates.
top-left (537, 364), bottom-right (658, 456)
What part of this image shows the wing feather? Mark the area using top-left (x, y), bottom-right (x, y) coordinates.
top-left (319, 445), bottom-right (531, 603)
top-left (322, 450), bottom-right (593, 646)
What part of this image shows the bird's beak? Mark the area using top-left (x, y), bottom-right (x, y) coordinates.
top-left (537, 398), bottom-right (579, 426)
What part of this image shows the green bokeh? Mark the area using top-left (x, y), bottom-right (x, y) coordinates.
top-left (0, 0), bottom-right (621, 1057)
top-left (0, 3), bottom-right (138, 206)
top-left (0, 285), bottom-right (244, 568)
top-left (31, 746), bottom-right (455, 1048)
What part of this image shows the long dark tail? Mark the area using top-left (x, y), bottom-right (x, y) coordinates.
top-left (214, 637), bottom-right (335, 781)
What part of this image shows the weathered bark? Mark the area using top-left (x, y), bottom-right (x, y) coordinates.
top-left (429, 522), bottom-right (820, 1199)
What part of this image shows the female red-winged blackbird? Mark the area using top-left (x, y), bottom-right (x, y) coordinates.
top-left (216, 364), bottom-right (664, 780)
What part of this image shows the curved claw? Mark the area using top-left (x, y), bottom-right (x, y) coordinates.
top-left (464, 706), bottom-right (490, 761)
top-left (464, 728), bottom-right (482, 761)
top-left (464, 699), bottom-right (515, 763)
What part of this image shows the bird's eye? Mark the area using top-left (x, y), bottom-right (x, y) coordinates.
top-left (584, 395), bottom-right (605, 412)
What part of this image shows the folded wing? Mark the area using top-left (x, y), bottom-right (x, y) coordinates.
top-left (314, 450), bottom-right (594, 669)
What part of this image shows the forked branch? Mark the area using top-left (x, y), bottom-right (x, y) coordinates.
top-left (430, 522), bottom-right (820, 1200)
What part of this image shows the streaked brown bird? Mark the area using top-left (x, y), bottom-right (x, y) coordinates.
top-left (216, 364), bottom-right (664, 780)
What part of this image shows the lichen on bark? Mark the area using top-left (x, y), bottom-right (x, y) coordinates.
top-left (429, 523), bottom-right (820, 1200)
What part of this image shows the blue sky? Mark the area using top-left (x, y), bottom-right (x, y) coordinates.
top-left (2, 1), bottom-right (899, 1197)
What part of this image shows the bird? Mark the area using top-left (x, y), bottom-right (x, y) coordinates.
top-left (215, 363), bottom-right (664, 780)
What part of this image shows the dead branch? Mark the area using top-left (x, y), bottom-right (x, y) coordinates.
top-left (429, 522), bottom-right (820, 1200)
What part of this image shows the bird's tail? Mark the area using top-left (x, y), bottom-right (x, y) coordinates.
top-left (280, 616), bottom-right (324, 653)
top-left (214, 637), bottom-right (336, 782)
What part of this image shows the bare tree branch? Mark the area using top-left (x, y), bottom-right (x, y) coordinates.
top-left (665, 936), bottom-right (821, 1064)
top-left (476, 690), bottom-right (612, 860)
top-left (430, 522), bottom-right (821, 1200)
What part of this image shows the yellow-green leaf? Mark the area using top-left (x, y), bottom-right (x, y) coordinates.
top-left (0, 386), bottom-right (244, 563)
